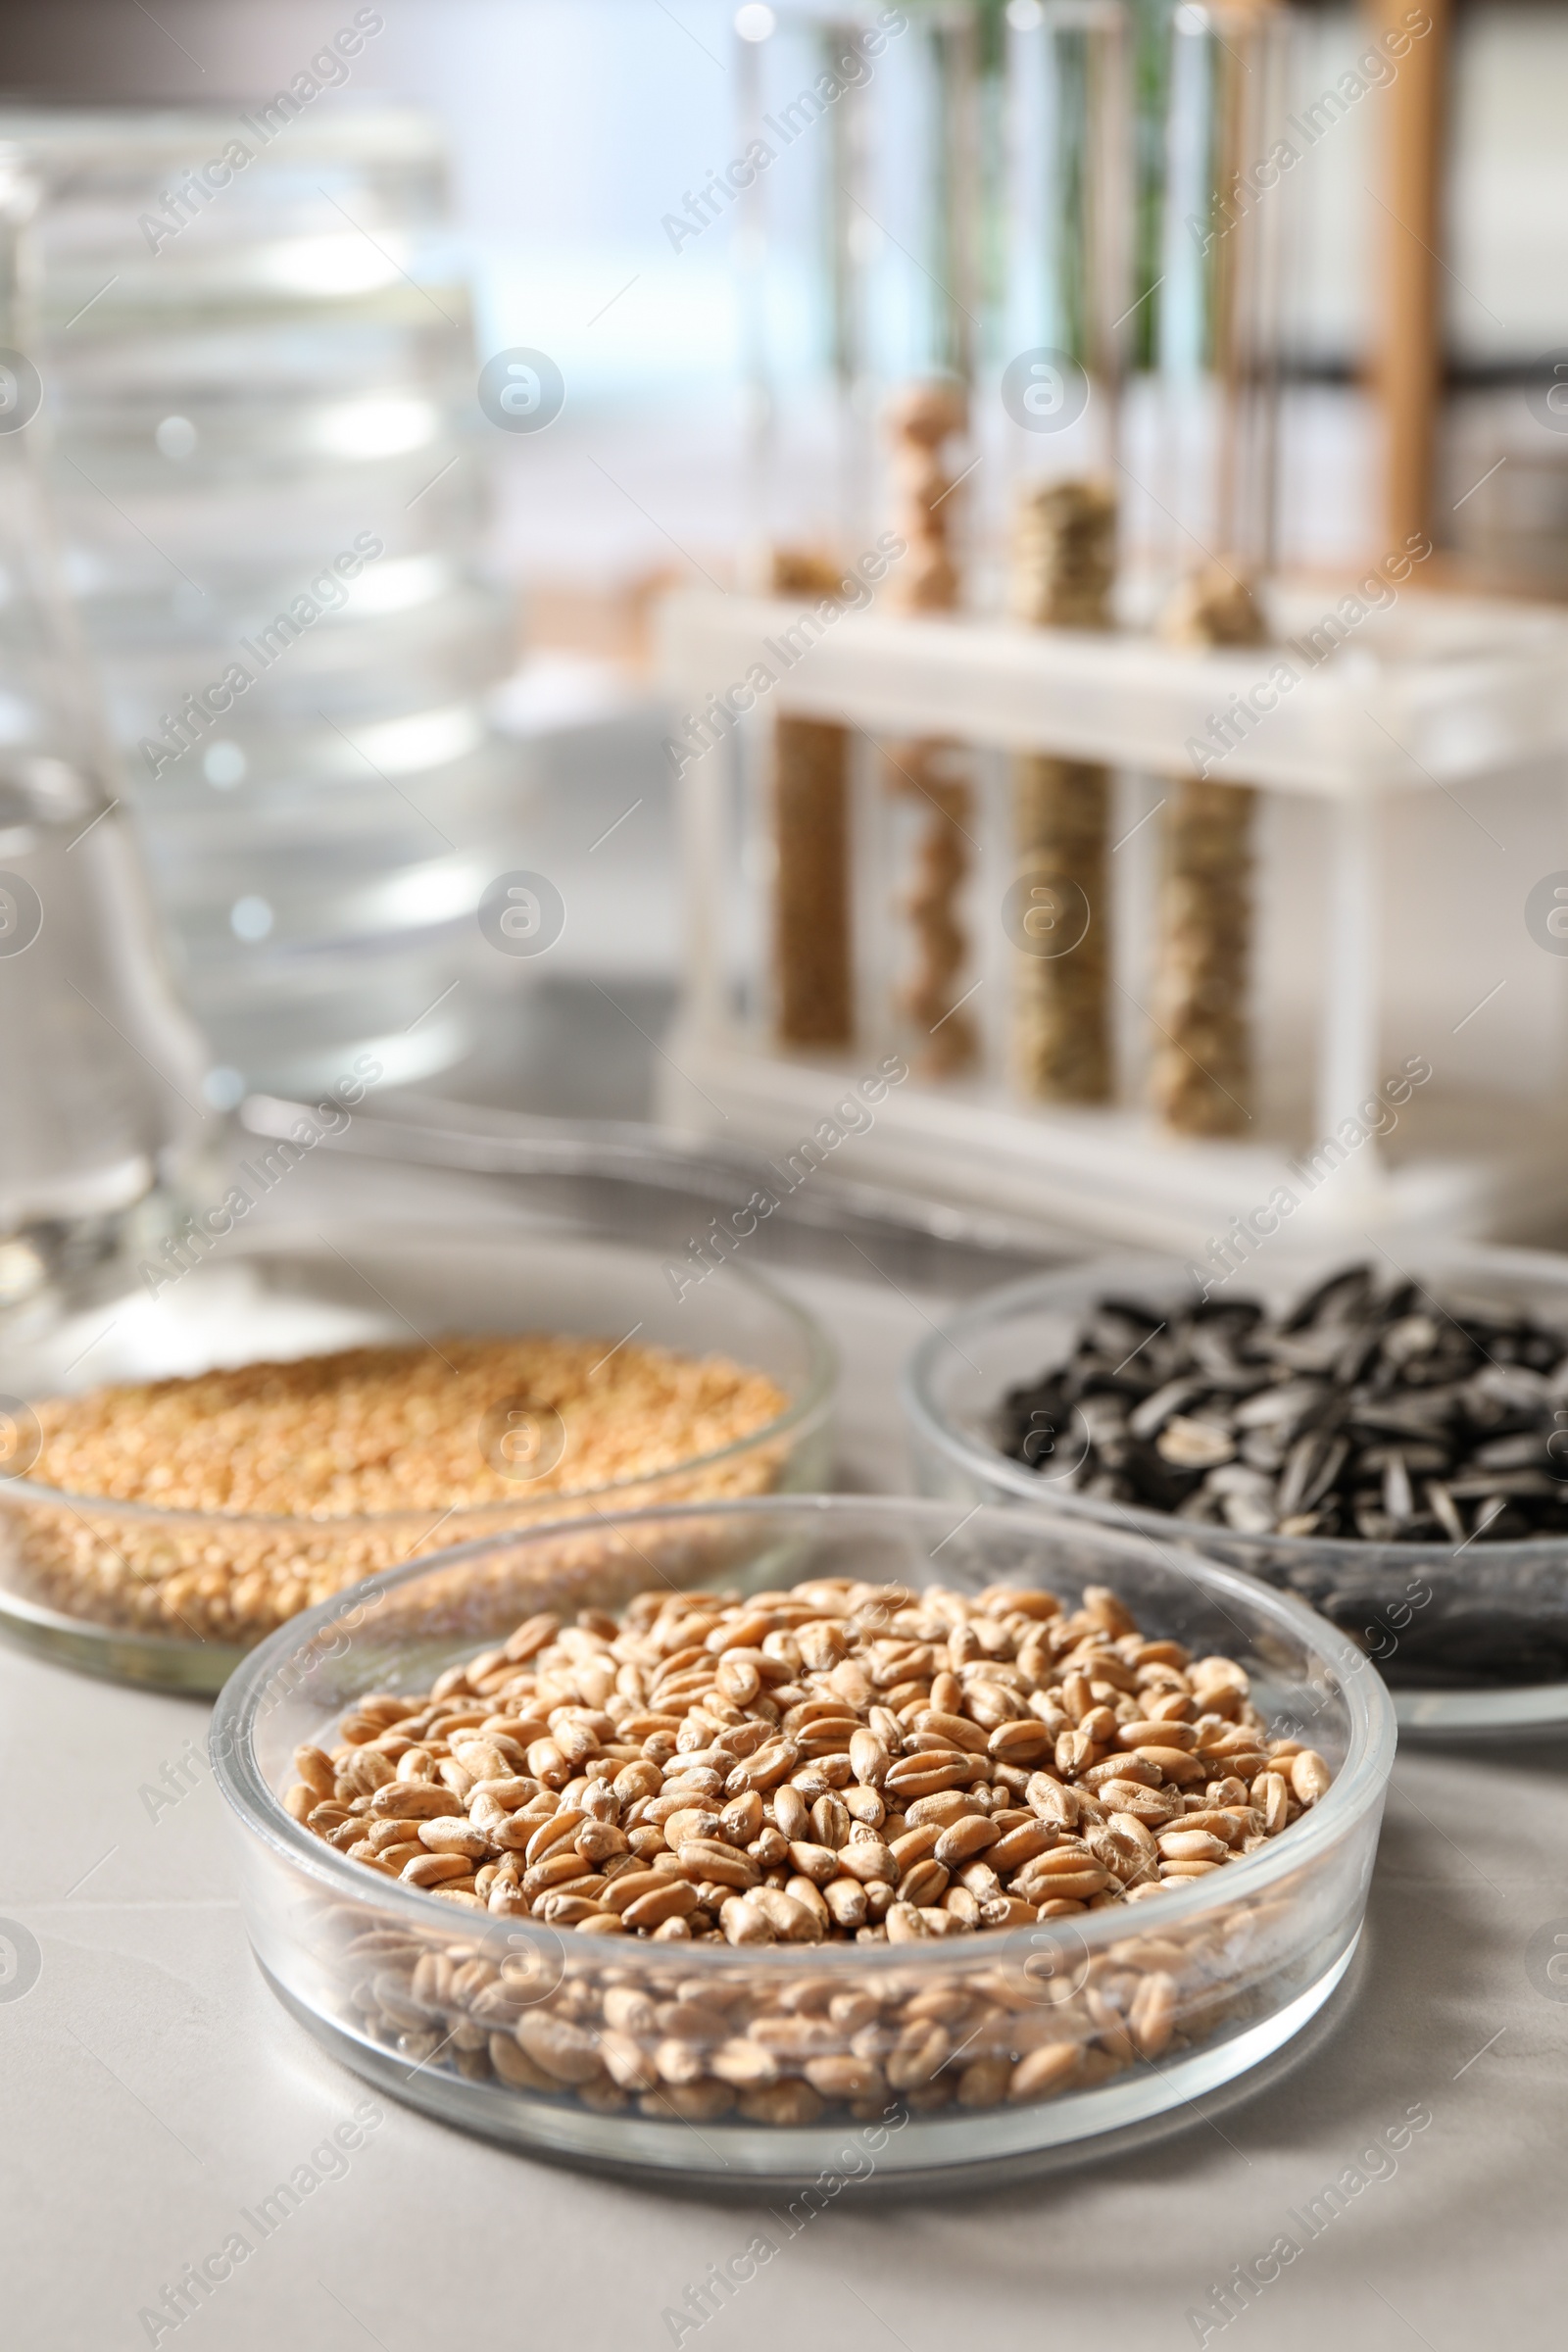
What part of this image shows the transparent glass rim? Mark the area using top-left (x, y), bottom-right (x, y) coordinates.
top-left (209, 1491), bottom-right (1397, 1979)
top-left (0, 102), bottom-right (445, 161)
top-left (0, 1222), bottom-right (838, 1531)
top-left (902, 1241), bottom-right (1568, 1570)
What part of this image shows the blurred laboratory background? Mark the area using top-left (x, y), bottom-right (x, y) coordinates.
top-left (0, 0), bottom-right (1563, 1164)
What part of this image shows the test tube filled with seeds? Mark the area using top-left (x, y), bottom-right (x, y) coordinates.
top-left (1147, 0), bottom-right (1291, 1136)
top-left (1003, 0), bottom-right (1131, 1103)
top-left (867, 5), bottom-right (986, 1076)
top-left (768, 549), bottom-right (856, 1049)
top-left (732, 7), bottom-right (881, 1049)
top-left (884, 382), bottom-right (979, 1077)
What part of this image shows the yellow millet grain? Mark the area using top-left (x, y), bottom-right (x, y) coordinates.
top-left (8, 1336), bottom-right (790, 1645)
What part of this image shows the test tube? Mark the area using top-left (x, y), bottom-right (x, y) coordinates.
top-left (734, 4), bottom-right (881, 1050)
top-left (1148, 0), bottom-right (1292, 1138)
top-left (868, 4), bottom-right (987, 1075)
top-left (1002, 0), bottom-right (1131, 1103)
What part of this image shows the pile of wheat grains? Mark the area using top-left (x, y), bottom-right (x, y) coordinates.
top-left (302, 1576), bottom-right (1332, 2122)
top-left (297, 1574), bottom-right (1328, 1939)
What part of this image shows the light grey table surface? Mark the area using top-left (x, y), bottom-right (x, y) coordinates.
top-left (4, 1150), bottom-right (1566, 2352)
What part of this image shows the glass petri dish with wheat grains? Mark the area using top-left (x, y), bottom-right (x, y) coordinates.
top-left (210, 1494), bottom-right (1393, 2188)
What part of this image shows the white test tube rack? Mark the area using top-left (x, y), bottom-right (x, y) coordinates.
top-left (655, 580), bottom-right (1568, 1256)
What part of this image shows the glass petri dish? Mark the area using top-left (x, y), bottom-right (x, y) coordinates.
top-left (0, 1223), bottom-right (834, 1693)
top-left (903, 1243), bottom-right (1568, 1733)
top-left (210, 1494), bottom-right (1394, 2188)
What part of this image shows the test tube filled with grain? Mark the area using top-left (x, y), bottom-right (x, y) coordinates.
top-left (1004, 0), bottom-right (1131, 1103)
top-left (1147, 0), bottom-right (1290, 1136)
top-left (885, 383), bottom-right (978, 1078)
top-left (768, 549), bottom-right (856, 1050)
